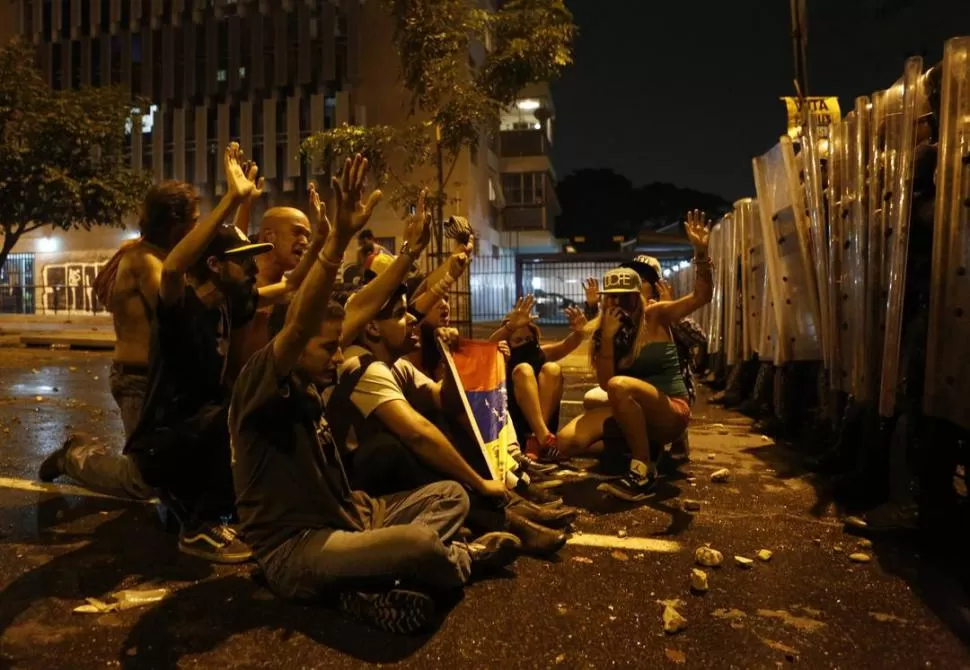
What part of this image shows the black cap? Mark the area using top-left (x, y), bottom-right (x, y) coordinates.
top-left (203, 224), bottom-right (274, 260)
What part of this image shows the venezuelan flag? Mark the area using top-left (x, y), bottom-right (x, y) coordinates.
top-left (443, 339), bottom-right (518, 481)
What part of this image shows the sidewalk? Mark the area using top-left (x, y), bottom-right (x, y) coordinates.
top-left (0, 314), bottom-right (115, 349)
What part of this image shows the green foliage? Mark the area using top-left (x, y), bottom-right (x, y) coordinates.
top-left (302, 0), bottom-right (575, 219)
top-left (0, 39), bottom-right (150, 264)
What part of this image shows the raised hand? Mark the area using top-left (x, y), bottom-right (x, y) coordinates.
top-left (331, 154), bottom-right (383, 243)
top-left (241, 160), bottom-right (265, 200)
top-left (685, 209), bottom-right (710, 255)
top-left (602, 306), bottom-right (623, 339)
top-left (582, 277), bottom-right (599, 306)
top-left (565, 305), bottom-right (587, 333)
top-left (505, 295), bottom-right (536, 330)
top-left (403, 188), bottom-right (432, 255)
top-left (225, 142), bottom-right (255, 200)
top-left (308, 181), bottom-right (332, 242)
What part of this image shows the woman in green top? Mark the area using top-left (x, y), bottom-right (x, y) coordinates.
top-left (557, 210), bottom-right (714, 501)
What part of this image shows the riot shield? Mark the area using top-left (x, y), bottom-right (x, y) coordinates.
top-left (736, 198), bottom-right (764, 361)
top-left (866, 89), bottom-right (890, 404)
top-left (752, 140), bottom-right (822, 364)
top-left (844, 97), bottom-right (871, 401)
top-left (826, 117), bottom-right (846, 390)
top-left (878, 57), bottom-right (924, 418)
top-left (723, 211), bottom-right (743, 366)
top-left (759, 267), bottom-right (778, 362)
top-left (706, 221), bottom-right (725, 354)
top-left (802, 108), bottom-right (833, 369)
top-left (924, 37), bottom-right (970, 432)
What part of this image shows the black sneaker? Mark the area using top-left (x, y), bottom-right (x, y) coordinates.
top-left (338, 588), bottom-right (435, 635)
top-left (178, 522), bottom-right (253, 564)
top-left (598, 473), bottom-right (658, 502)
top-left (38, 433), bottom-right (87, 482)
top-left (514, 453), bottom-right (559, 477)
top-left (456, 531), bottom-right (520, 573)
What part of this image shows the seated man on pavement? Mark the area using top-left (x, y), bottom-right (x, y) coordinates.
top-left (231, 156), bottom-right (518, 634)
top-left (325, 267), bottom-right (570, 556)
top-left (41, 144), bottom-right (311, 563)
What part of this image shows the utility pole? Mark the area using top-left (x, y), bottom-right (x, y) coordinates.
top-left (790, 0), bottom-right (809, 101)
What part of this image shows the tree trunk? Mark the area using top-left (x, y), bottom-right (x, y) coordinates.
top-left (0, 228), bottom-right (20, 275)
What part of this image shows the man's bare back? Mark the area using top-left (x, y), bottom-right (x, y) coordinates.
top-left (111, 242), bottom-right (166, 367)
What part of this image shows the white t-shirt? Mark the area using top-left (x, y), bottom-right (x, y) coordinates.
top-left (331, 345), bottom-right (436, 452)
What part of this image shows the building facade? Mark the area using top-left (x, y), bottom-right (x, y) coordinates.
top-left (1, 0), bottom-right (559, 321)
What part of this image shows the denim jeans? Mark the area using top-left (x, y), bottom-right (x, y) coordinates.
top-left (260, 481), bottom-right (472, 600)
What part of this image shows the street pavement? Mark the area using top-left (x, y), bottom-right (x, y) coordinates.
top-left (0, 346), bottom-right (969, 669)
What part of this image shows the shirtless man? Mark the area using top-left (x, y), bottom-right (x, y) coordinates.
top-left (227, 181), bottom-right (329, 381)
top-left (100, 182), bottom-right (200, 436)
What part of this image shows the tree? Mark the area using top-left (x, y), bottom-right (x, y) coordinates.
top-left (555, 169), bottom-right (731, 251)
top-left (0, 39), bottom-right (151, 270)
top-left (302, 0), bottom-right (576, 257)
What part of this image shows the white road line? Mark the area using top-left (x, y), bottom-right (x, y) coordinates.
top-left (560, 399), bottom-right (584, 406)
top-left (567, 533), bottom-right (681, 553)
top-left (0, 476), bottom-right (157, 504)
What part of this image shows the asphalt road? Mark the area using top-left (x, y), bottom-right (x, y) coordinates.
top-left (0, 347), bottom-right (968, 669)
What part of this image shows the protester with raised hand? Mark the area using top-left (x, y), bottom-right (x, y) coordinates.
top-left (231, 155), bottom-right (518, 634)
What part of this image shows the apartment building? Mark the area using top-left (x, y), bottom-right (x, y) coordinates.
top-left (0, 0), bottom-right (558, 319)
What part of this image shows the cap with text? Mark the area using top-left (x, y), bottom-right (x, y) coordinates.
top-left (621, 254), bottom-right (662, 282)
top-left (600, 267), bottom-right (643, 294)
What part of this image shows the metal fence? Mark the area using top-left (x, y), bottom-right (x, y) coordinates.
top-left (468, 250), bottom-right (693, 326)
top-left (0, 283), bottom-right (109, 316)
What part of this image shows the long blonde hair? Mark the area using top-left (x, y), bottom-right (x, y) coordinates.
top-left (588, 292), bottom-right (652, 371)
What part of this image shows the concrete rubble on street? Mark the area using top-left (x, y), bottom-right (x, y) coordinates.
top-left (0, 348), bottom-right (966, 668)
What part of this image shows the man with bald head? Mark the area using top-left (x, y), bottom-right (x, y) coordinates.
top-left (227, 187), bottom-right (330, 382)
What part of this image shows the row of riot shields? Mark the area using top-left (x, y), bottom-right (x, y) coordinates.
top-left (695, 36), bottom-right (969, 435)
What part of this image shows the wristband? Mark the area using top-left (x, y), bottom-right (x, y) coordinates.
top-left (317, 249), bottom-right (343, 268)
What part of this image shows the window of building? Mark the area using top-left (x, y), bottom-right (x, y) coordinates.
top-left (42, 1), bottom-right (51, 38)
top-left (120, 0), bottom-right (130, 30)
top-left (51, 42), bottom-right (63, 89)
top-left (375, 237), bottom-right (396, 255)
top-left (61, 0), bottom-right (71, 39)
top-left (71, 40), bottom-right (82, 89)
top-left (229, 103), bottom-right (239, 138)
top-left (501, 173), bottom-right (521, 205)
top-left (132, 34), bottom-right (142, 63)
top-left (80, 0), bottom-right (90, 34)
top-left (216, 69), bottom-right (227, 82)
top-left (110, 35), bottom-right (121, 85)
top-left (91, 39), bottom-right (101, 86)
top-left (0, 253), bottom-right (36, 315)
top-left (324, 96), bottom-right (336, 129)
top-left (100, 0), bottom-right (109, 31)
top-left (501, 173), bottom-right (545, 206)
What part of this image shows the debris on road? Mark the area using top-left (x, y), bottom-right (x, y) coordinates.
top-left (34, 396), bottom-right (43, 402)
top-left (707, 454), bottom-right (716, 460)
top-left (690, 569), bottom-right (709, 593)
top-left (756, 549), bottom-right (773, 562)
top-left (611, 550), bottom-right (629, 561)
top-left (659, 599), bottom-right (688, 634)
top-left (833, 544), bottom-right (844, 553)
top-left (711, 468), bottom-right (731, 483)
top-left (857, 539), bottom-right (873, 549)
top-left (69, 366), bottom-right (77, 372)
top-left (812, 538), bottom-right (822, 546)
top-left (617, 529), bottom-right (628, 538)
top-left (682, 499), bottom-right (702, 512)
top-left (712, 608), bottom-right (747, 629)
top-left (31, 368), bottom-right (38, 374)
top-left (759, 637), bottom-right (799, 657)
top-left (756, 609), bottom-right (826, 633)
top-left (664, 648), bottom-right (686, 664)
top-left (695, 546), bottom-right (723, 567)
top-left (570, 556), bottom-right (593, 565)
top-left (869, 612), bottom-right (909, 625)
top-left (760, 435), bottom-right (771, 441)
top-left (734, 555), bottom-right (754, 568)
top-left (849, 552), bottom-right (872, 564)
top-left (73, 588), bottom-right (170, 614)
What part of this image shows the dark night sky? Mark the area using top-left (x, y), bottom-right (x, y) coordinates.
top-left (551, 0), bottom-right (970, 202)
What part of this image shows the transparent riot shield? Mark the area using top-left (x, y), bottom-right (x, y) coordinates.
top-left (866, 89), bottom-right (890, 404)
top-left (759, 267), bottom-right (778, 362)
top-left (826, 118), bottom-right (846, 390)
top-left (736, 198), bottom-right (763, 361)
top-left (802, 109), bottom-right (833, 370)
top-left (924, 37), bottom-right (970, 432)
top-left (706, 221), bottom-right (725, 354)
top-left (722, 214), bottom-right (742, 366)
top-left (844, 97), bottom-right (871, 401)
top-left (878, 57), bottom-right (924, 418)
top-left (752, 140), bottom-right (822, 364)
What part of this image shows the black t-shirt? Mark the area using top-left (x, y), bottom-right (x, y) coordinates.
top-left (230, 342), bottom-right (380, 561)
top-left (125, 284), bottom-right (257, 453)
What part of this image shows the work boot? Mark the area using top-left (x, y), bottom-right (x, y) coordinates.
top-left (337, 588), bottom-right (435, 635)
top-left (507, 512), bottom-right (567, 556)
top-left (514, 480), bottom-right (564, 508)
top-left (455, 531), bottom-right (520, 573)
top-left (507, 496), bottom-right (577, 529)
top-left (38, 433), bottom-right (88, 482)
